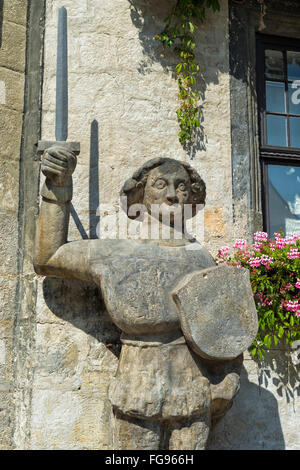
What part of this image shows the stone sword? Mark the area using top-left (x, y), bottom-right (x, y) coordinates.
top-left (37, 6), bottom-right (80, 157)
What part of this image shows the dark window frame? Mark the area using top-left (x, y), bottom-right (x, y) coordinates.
top-left (256, 33), bottom-right (300, 235)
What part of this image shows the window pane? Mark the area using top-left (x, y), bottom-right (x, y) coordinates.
top-left (265, 49), bottom-right (284, 80)
top-left (266, 81), bottom-right (286, 113)
top-left (268, 165), bottom-right (300, 237)
top-left (287, 51), bottom-right (300, 81)
top-left (266, 115), bottom-right (287, 146)
top-left (288, 83), bottom-right (300, 115)
top-left (290, 116), bottom-right (300, 147)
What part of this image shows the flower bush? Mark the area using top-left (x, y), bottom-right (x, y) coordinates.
top-left (218, 232), bottom-right (300, 359)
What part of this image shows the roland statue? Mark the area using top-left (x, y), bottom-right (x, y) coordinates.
top-left (34, 146), bottom-right (258, 450)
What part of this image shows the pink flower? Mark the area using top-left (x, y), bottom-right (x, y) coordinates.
top-left (287, 248), bottom-right (299, 260)
top-left (296, 311), bottom-right (300, 318)
top-left (285, 235), bottom-right (297, 245)
top-left (287, 232), bottom-right (300, 244)
top-left (253, 242), bottom-right (262, 252)
top-left (218, 246), bottom-right (230, 258)
top-left (285, 300), bottom-right (299, 312)
top-left (249, 257), bottom-right (261, 268)
top-left (260, 254), bottom-right (273, 266)
top-left (234, 239), bottom-right (247, 250)
top-left (295, 279), bottom-right (300, 289)
top-left (275, 238), bottom-right (287, 249)
top-left (253, 231), bottom-right (268, 242)
top-left (257, 292), bottom-right (273, 306)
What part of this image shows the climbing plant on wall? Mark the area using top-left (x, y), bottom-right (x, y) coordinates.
top-left (155, 0), bottom-right (266, 148)
top-left (155, 0), bottom-right (221, 147)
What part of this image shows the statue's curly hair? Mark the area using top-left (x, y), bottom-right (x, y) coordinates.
top-left (120, 157), bottom-right (206, 220)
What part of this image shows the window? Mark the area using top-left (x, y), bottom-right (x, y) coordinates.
top-left (257, 34), bottom-right (300, 237)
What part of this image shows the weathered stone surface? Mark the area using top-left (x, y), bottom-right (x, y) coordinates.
top-left (0, 0), bottom-right (297, 452)
top-left (31, 389), bottom-right (105, 450)
top-left (30, 276), bottom-right (119, 449)
top-left (109, 333), bottom-right (211, 421)
top-left (0, 392), bottom-right (13, 449)
top-left (33, 143), bottom-right (256, 451)
top-left (113, 410), bottom-right (211, 450)
top-left (0, 276), bottom-right (18, 319)
top-left (0, 68), bottom-right (25, 111)
top-left (3, 0), bottom-right (28, 26)
top-left (0, 319), bottom-right (14, 382)
top-left (0, 210), bottom-right (19, 276)
top-left (93, 240), bottom-right (215, 336)
top-left (41, 0), bottom-right (233, 252)
top-left (173, 265), bottom-right (258, 360)
top-left (0, 21), bottom-right (26, 72)
top-left (207, 349), bottom-right (300, 450)
top-left (0, 108), bottom-right (23, 161)
top-left (0, 159), bottom-right (20, 212)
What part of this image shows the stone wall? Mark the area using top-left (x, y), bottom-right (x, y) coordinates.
top-left (0, 0), bottom-right (298, 450)
top-left (41, 0), bottom-right (233, 253)
top-left (33, 0), bottom-right (233, 449)
top-left (0, 0), bottom-right (28, 449)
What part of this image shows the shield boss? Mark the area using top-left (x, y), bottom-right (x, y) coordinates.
top-left (172, 265), bottom-right (258, 360)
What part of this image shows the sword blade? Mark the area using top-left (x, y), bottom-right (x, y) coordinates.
top-left (55, 6), bottom-right (68, 142)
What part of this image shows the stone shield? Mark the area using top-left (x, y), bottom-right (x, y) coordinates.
top-left (172, 265), bottom-right (258, 360)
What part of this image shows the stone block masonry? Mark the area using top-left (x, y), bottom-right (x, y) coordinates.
top-left (0, 0), bottom-right (298, 450)
top-left (0, 0), bottom-right (28, 449)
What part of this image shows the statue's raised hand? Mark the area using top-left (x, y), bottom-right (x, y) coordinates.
top-left (41, 146), bottom-right (77, 187)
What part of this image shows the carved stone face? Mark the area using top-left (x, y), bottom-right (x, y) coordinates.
top-left (143, 161), bottom-right (191, 223)
top-left (120, 157), bottom-right (206, 222)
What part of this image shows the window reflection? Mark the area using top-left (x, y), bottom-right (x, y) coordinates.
top-left (265, 49), bottom-right (284, 80)
top-left (287, 51), bottom-right (300, 81)
top-left (266, 81), bottom-right (286, 113)
top-left (290, 117), bottom-right (300, 147)
top-left (266, 115), bottom-right (287, 146)
top-left (268, 165), bottom-right (300, 236)
top-left (288, 83), bottom-right (300, 115)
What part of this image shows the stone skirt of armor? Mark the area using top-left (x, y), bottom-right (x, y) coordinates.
top-left (109, 330), bottom-right (211, 421)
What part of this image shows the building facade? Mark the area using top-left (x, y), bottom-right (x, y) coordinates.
top-left (0, 0), bottom-right (299, 449)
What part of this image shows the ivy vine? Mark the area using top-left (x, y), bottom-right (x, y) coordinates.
top-left (155, 0), bottom-right (221, 147)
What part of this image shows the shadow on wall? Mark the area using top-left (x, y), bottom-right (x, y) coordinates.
top-left (127, 0), bottom-right (227, 159)
top-left (208, 364), bottom-right (285, 450)
top-left (71, 119), bottom-right (100, 240)
top-left (42, 277), bottom-right (122, 359)
top-left (89, 119), bottom-right (100, 239)
top-left (256, 349), bottom-right (300, 404)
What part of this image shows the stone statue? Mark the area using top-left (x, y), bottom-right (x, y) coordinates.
top-left (34, 147), bottom-right (258, 450)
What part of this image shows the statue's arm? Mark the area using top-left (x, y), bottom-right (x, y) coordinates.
top-left (34, 147), bottom-right (91, 281)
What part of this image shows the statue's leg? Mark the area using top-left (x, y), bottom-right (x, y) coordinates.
top-left (166, 412), bottom-right (211, 450)
top-left (112, 411), bottom-right (162, 450)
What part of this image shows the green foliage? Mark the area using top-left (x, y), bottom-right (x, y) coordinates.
top-left (218, 232), bottom-right (300, 359)
top-left (155, 0), bottom-right (220, 147)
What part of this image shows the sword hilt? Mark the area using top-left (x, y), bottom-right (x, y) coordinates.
top-left (37, 140), bottom-right (80, 158)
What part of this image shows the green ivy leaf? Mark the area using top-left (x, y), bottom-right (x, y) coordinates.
top-left (155, 0), bottom-right (221, 146)
top-left (258, 349), bottom-right (263, 360)
top-left (189, 21), bottom-right (195, 33)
